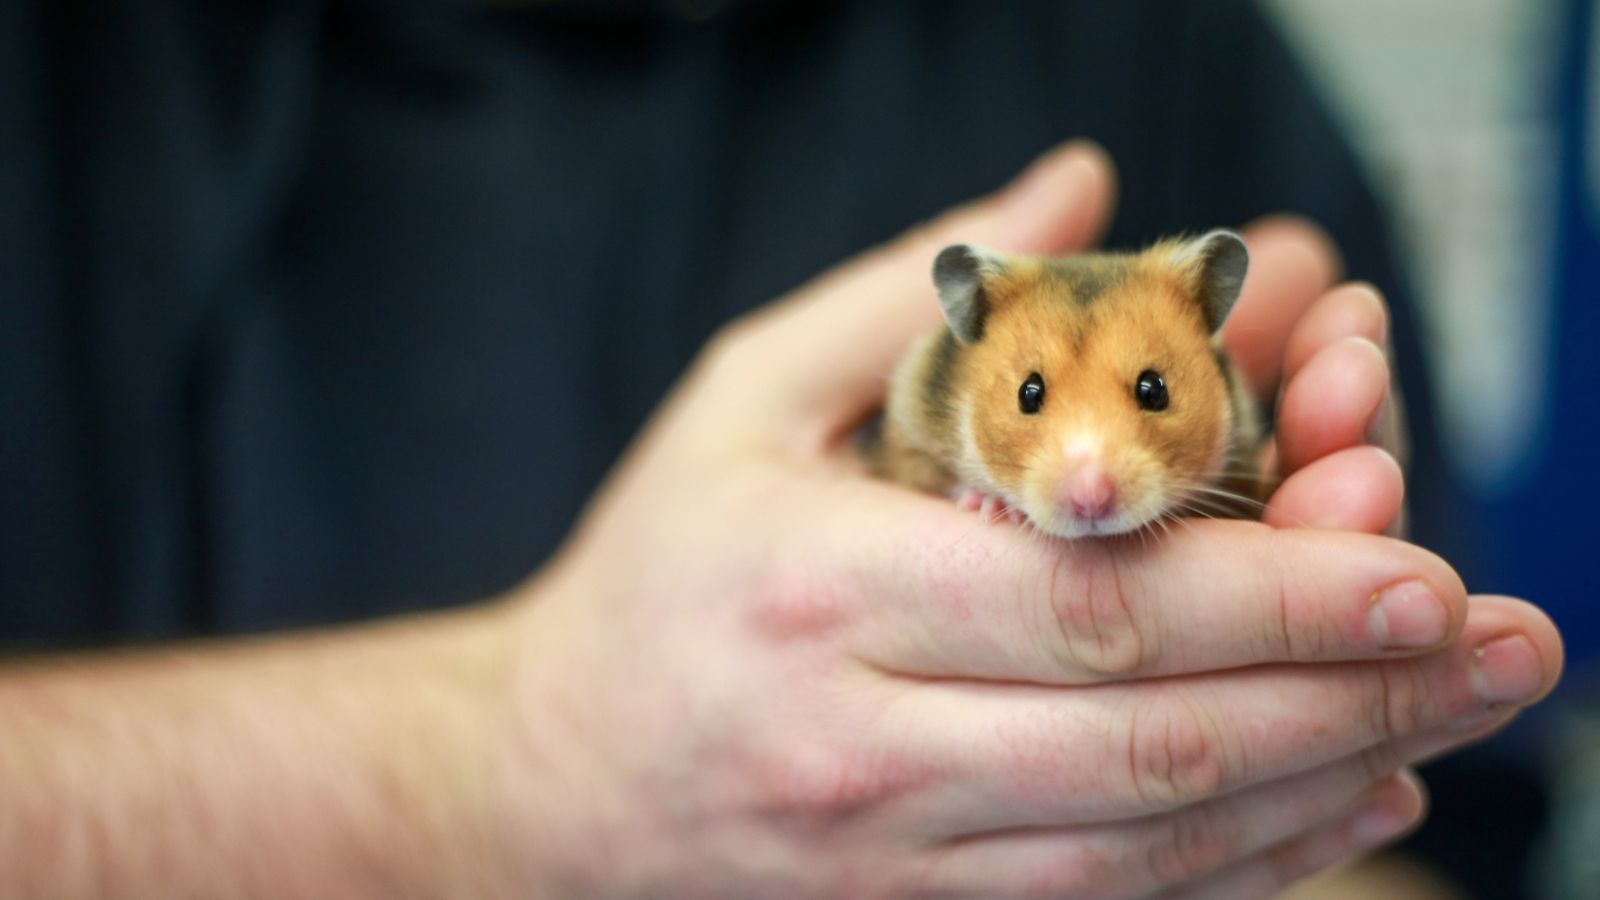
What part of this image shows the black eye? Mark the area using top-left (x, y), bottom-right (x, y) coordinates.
top-left (1135, 370), bottom-right (1169, 412)
top-left (1018, 373), bottom-right (1045, 414)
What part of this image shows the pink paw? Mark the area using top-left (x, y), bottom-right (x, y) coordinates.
top-left (955, 488), bottom-right (1026, 525)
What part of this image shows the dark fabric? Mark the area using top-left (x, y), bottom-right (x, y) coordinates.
top-left (1, 0), bottom-right (1475, 638)
top-left (0, 0), bottom-right (1528, 892)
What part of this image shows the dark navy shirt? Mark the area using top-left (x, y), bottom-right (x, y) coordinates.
top-left (0, 0), bottom-right (1538, 893)
top-left (1, 0), bottom-right (1469, 637)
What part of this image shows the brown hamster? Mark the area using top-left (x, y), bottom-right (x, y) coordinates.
top-left (871, 230), bottom-right (1264, 539)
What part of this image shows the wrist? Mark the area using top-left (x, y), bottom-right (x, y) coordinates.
top-left (0, 599), bottom-right (534, 899)
top-left (483, 565), bottom-right (644, 900)
top-left (382, 601), bottom-right (530, 898)
top-left (219, 602), bottom-right (531, 899)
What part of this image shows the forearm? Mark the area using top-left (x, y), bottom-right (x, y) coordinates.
top-left (0, 603), bottom-right (519, 899)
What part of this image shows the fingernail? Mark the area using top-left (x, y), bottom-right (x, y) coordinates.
top-left (1350, 804), bottom-right (1407, 845)
top-left (1470, 635), bottom-right (1544, 706)
top-left (1342, 283), bottom-right (1391, 346)
top-left (1451, 708), bottom-right (1512, 734)
top-left (1365, 386), bottom-right (1397, 448)
top-left (1367, 581), bottom-right (1448, 649)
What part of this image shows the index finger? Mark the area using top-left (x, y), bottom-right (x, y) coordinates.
top-left (822, 486), bottom-right (1466, 684)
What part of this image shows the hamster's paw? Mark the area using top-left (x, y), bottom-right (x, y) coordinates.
top-left (955, 487), bottom-right (1025, 525)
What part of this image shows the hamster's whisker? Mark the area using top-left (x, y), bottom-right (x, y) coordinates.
top-left (995, 515), bottom-right (1038, 567)
top-left (1151, 512), bottom-right (1179, 540)
top-left (1141, 517), bottom-right (1163, 543)
top-left (1176, 497), bottom-right (1250, 522)
top-left (1192, 466), bottom-right (1281, 487)
top-left (1169, 501), bottom-right (1222, 524)
top-left (1212, 473), bottom-right (1280, 488)
top-left (1173, 484), bottom-right (1321, 531)
top-left (1174, 483), bottom-right (1272, 512)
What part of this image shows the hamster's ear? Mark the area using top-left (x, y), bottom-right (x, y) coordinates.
top-left (933, 244), bottom-right (1008, 344)
top-left (1174, 229), bottom-right (1248, 333)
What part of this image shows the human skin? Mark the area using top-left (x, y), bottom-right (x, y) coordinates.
top-left (0, 144), bottom-right (1563, 899)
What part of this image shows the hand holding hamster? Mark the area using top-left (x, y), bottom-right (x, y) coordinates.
top-left (874, 230), bottom-right (1264, 538)
top-left (472, 145), bottom-right (1557, 898)
top-left (0, 144), bottom-right (1561, 900)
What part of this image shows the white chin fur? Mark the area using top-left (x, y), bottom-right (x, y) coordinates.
top-left (1036, 515), bottom-right (1149, 540)
top-left (1024, 501), bottom-right (1168, 540)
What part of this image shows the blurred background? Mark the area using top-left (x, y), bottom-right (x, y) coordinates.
top-left (2, 0), bottom-right (1595, 897)
top-left (1269, 1), bottom-right (1597, 895)
top-left (1266, 0), bottom-right (1589, 649)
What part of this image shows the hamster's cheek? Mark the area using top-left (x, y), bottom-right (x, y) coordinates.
top-left (1013, 471), bottom-right (1066, 532)
top-left (969, 393), bottom-right (1036, 490)
top-left (1105, 451), bottom-right (1173, 532)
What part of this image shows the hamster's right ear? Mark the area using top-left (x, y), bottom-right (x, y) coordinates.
top-left (1175, 229), bottom-right (1249, 333)
top-left (933, 244), bottom-right (1009, 344)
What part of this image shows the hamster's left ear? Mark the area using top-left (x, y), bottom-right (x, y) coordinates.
top-left (932, 244), bottom-right (1010, 344)
top-left (1176, 229), bottom-right (1249, 333)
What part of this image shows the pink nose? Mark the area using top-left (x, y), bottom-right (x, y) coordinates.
top-left (1065, 465), bottom-right (1117, 521)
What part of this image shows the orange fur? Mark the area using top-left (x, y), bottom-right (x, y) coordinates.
top-left (873, 238), bottom-right (1262, 538)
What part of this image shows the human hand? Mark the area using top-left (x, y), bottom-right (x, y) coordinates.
top-left (492, 144), bottom-right (1562, 899)
top-left (1220, 217), bottom-right (1410, 536)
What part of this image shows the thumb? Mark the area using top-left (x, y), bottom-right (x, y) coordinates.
top-left (744, 141), bottom-right (1117, 443)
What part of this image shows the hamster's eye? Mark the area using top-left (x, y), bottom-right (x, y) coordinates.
top-left (1018, 373), bottom-right (1045, 415)
top-left (1135, 370), bottom-right (1169, 412)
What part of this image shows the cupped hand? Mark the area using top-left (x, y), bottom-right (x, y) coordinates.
top-left (495, 144), bottom-right (1562, 899)
top-left (1220, 221), bottom-right (1408, 535)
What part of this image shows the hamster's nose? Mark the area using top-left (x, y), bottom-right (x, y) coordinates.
top-left (1065, 464), bottom-right (1118, 521)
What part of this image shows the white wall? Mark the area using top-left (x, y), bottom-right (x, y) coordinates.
top-left (1263, 0), bottom-right (1562, 492)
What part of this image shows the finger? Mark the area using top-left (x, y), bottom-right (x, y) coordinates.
top-left (1164, 771), bottom-right (1425, 900)
top-left (1246, 282), bottom-right (1387, 498)
top-left (1282, 283), bottom-right (1390, 387)
top-left (1275, 282), bottom-right (1411, 512)
top-left (898, 682), bottom-right (1511, 839)
top-left (1275, 336), bottom-right (1390, 477)
top-left (920, 771), bottom-right (1420, 900)
top-left (1220, 217), bottom-right (1344, 403)
top-left (1264, 446), bottom-right (1404, 533)
top-left (835, 502), bottom-right (1466, 683)
top-left (723, 141), bottom-right (1117, 437)
top-left (879, 595), bottom-right (1558, 826)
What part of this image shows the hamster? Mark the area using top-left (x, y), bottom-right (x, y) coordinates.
top-left (871, 230), bottom-right (1264, 539)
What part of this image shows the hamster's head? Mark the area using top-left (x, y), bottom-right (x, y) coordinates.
top-left (933, 231), bottom-right (1248, 538)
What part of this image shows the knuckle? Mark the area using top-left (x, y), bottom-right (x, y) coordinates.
top-left (1145, 806), bottom-right (1237, 886)
top-left (748, 566), bottom-right (848, 643)
top-left (1268, 568), bottom-right (1321, 662)
top-left (1367, 660), bottom-right (1434, 742)
top-left (756, 742), bottom-right (908, 825)
top-left (1047, 548), bottom-right (1149, 679)
top-left (1127, 693), bottom-right (1231, 808)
